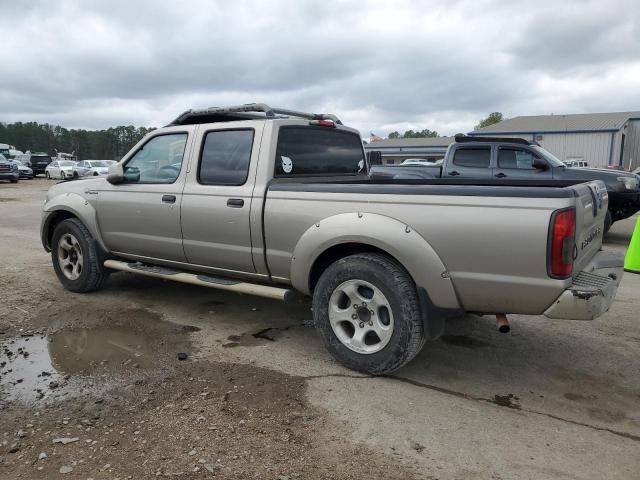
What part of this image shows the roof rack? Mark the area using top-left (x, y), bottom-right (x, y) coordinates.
top-left (169, 103), bottom-right (343, 126)
top-left (455, 135), bottom-right (534, 146)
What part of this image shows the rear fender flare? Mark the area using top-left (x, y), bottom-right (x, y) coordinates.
top-left (290, 212), bottom-right (461, 310)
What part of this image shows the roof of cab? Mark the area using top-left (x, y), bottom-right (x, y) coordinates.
top-left (169, 103), bottom-right (343, 126)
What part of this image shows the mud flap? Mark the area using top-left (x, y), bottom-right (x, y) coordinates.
top-left (418, 287), bottom-right (463, 339)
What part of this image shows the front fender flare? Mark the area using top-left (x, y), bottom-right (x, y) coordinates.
top-left (41, 193), bottom-right (107, 252)
top-left (290, 212), bottom-right (461, 310)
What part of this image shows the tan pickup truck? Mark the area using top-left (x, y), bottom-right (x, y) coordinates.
top-left (41, 103), bottom-right (624, 374)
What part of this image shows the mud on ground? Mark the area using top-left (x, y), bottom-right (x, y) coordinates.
top-left (0, 272), bottom-right (419, 479)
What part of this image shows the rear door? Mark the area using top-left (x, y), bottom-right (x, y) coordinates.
top-left (445, 145), bottom-right (492, 178)
top-left (180, 122), bottom-right (263, 273)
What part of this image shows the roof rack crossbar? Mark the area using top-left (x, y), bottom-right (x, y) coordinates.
top-left (171, 103), bottom-right (342, 125)
top-left (455, 135), bottom-right (533, 146)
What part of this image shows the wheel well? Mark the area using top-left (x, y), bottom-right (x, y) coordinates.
top-left (308, 243), bottom-right (405, 293)
top-left (46, 211), bottom-right (77, 249)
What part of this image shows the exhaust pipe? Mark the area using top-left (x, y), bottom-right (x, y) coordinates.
top-left (496, 314), bottom-right (510, 333)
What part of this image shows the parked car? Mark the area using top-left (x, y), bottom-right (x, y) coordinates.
top-left (371, 136), bottom-right (640, 232)
top-left (14, 153), bottom-right (52, 176)
top-left (41, 103), bottom-right (623, 375)
top-left (10, 159), bottom-right (34, 179)
top-left (0, 154), bottom-right (19, 183)
top-left (45, 160), bottom-right (76, 180)
top-left (564, 159), bottom-right (588, 168)
top-left (72, 160), bottom-right (116, 178)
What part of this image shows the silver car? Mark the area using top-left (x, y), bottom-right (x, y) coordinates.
top-left (72, 160), bottom-right (115, 178)
top-left (45, 160), bottom-right (76, 180)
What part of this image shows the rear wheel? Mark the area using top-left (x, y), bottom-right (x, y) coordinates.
top-left (51, 218), bottom-right (109, 292)
top-left (312, 253), bottom-right (425, 374)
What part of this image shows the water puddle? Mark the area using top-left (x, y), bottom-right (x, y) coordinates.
top-left (1, 323), bottom-right (193, 403)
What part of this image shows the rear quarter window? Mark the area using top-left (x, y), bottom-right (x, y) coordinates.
top-left (275, 126), bottom-right (365, 176)
top-left (452, 147), bottom-right (491, 168)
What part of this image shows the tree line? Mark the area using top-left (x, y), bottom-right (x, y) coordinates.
top-left (386, 112), bottom-right (505, 139)
top-left (0, 122), bottom-right (156, 160)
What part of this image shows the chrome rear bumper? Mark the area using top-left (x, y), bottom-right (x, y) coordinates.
top-left (544, 250), bottom-right (624, 320)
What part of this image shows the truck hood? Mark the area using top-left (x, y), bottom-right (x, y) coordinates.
top-left (46, 177), bottom-right (106, 202)
top-left (559, 167), bottom-right (640, 190)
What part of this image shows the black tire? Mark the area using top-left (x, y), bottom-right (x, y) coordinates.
top-left (51, 218), bottom-right (109, 293)
top-left (73, 171), bottom-right (78, 179)
top-left (10, 178), bottom-right (18, 183)
top-left (45, 171), bottom-right (50, 179)
top-left (604, 209), bottom-right (613, 234)
top-left (312, 253), bottom-right (425, 375)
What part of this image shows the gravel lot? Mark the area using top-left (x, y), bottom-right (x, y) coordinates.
top-left (1, 178), bottom-right (639, 479)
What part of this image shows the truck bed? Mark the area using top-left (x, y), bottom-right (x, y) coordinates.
top-left (264, 179), bottom-right (608, 315)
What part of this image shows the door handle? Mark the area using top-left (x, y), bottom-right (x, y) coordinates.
top-left (448, 171), bottom-right (460, 176)
top-left (162, 194), bottom-right (176, 203)
top-left (227, 198), bottom-right (244, 208)
top-left (495, 173), bottom-right (507, 178)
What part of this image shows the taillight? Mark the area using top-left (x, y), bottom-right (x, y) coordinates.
top-left (548, 208), bottom-right (576, 278)
top-left (309, 119), bottom-right (336, 127)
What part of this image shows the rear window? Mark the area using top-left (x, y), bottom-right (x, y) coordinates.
top-left (452, 147), bottom-right (491, 168)
top-left (275, 126), bottom-right (365, 176)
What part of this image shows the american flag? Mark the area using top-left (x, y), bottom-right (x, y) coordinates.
top-left (370, 132), bottom-right (383, 142)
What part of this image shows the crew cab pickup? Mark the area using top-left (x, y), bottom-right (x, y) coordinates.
top-left (41, 104), bottom-right (624, 374)
top-left (370, 136), bottom-right (640, 232)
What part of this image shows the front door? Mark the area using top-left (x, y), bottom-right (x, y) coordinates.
top-left (493, 146), bottom-right (553, 180)
top-left (180, 124), bottom-right (261, 273)
top-left (96, 130), bottom-right (193, 262)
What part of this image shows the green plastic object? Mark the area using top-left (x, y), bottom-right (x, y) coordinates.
top-left (624, 216), bottom-right (640, 274)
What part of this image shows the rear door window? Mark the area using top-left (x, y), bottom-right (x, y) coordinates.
top-left (275, 126), bottom-right (366, 176)
top-left (452, 148), bottom-right (491, 168)
top-left (198, 129), bottom-right (254, 185)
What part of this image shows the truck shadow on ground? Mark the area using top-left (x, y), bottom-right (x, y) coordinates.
top-left (99, 271), bottom-right (640, 438)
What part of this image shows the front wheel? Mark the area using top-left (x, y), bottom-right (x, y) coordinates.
top-left (45, 171), bottom-right (50, 179)
top-left (10, 177), bottom-right (18, 183)
top-left (312, 253), bottom-right (425, 375)
top-left (51, 218), bottom-right (109, 293)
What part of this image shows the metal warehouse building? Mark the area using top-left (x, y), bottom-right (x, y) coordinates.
top-left (471, 111), bottom-right (640, 170)
top-left (364, 137), bottom-right (455, 164)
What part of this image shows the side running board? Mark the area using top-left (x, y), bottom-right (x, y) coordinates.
top-left (104, 260), bottom-right (298, 302)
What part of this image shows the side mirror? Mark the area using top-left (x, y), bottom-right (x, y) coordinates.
top-left (532, 158), bottom-right (548, 170)
top-left (106, 163), bottom-right (125, 185)
top-left (367, 150), bottom-right (382, 166)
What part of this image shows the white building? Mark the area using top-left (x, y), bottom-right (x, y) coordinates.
top-left (471, 111), bottom-right (640, 170)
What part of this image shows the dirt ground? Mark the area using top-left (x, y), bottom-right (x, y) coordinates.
top-left (1, 178), bottom-right (640, 479)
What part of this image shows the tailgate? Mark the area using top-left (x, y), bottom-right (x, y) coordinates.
top-left (569, 181), bottom-right (608, 274)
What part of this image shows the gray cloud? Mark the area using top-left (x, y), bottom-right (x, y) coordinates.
top-left (1, 0), bottom-right (639, 135)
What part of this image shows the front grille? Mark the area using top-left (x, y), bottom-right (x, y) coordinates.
top-left (0, 164), bottom-right (10, 172)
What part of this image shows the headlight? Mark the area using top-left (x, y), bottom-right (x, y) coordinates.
top-left (618, 176), bottom-right (639, 190)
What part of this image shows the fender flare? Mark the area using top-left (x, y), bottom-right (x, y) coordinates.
top-left (290, 212), bottom-right (461, 310)
top-left (42, 193), bottom-right (107, 252)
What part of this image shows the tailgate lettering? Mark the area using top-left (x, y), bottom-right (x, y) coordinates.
top-left (581, 227), bottom-right (601, 251)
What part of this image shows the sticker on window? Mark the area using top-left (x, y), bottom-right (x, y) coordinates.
top-left (281, 155), bottom-right (293, 174)
top-left (358, 159), bottom-right (364, 172)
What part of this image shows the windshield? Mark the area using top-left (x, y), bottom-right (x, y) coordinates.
top-left (531, 146), bottom-right (565, 167)
top-left (59, 161), bottom-right (76, 167)
top-left (88, 161), bottom-right (109, 167)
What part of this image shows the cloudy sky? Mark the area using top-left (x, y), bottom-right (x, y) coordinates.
top-left (1, 0), bottom-right (639, 136)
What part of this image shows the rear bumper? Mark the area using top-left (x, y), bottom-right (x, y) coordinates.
top-left (543, 250), bottom-right (624, 320)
